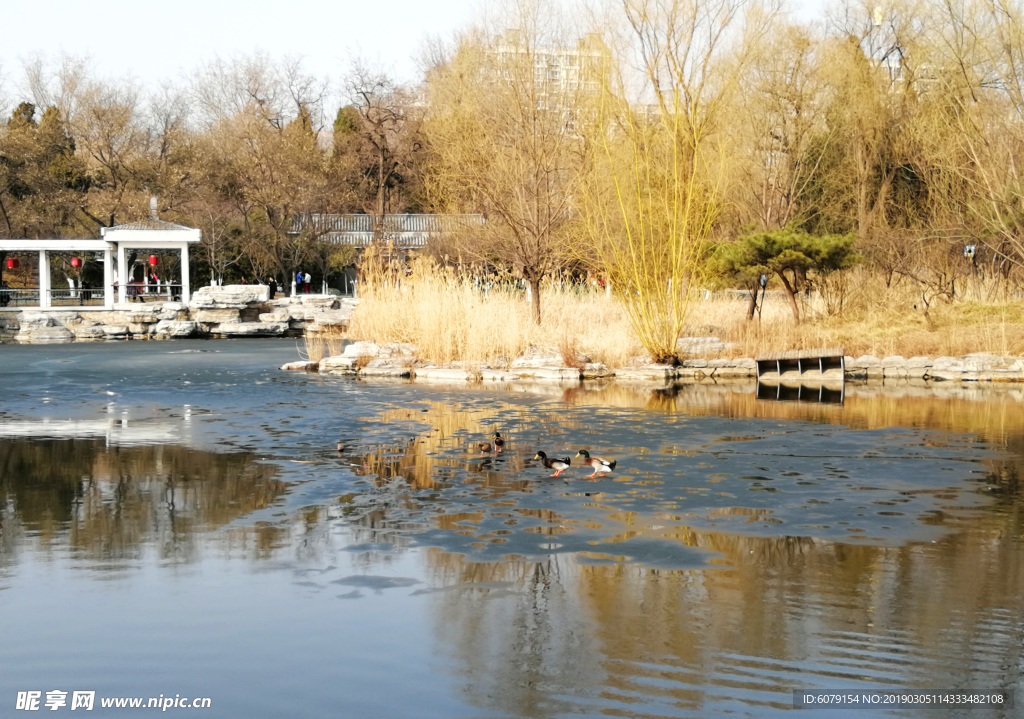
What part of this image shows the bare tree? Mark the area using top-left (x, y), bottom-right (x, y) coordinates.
top-left (423, 1), bottom-right (591, 323)
top-left (339, 62), bottom-right (424, 220)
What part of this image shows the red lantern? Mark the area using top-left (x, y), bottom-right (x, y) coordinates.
top-left (149, 255), bottom-right (158, 267)
top-left (71, 257), bottom-right (82, 268)
top-left (6, 258), bottom-right (18, 270)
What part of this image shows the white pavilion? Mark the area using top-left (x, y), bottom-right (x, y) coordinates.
top-left (0, 212), bottom-right (200, 309)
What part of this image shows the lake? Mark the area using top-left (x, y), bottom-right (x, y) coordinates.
top-left (1, 339), bottom-right (1021, 717)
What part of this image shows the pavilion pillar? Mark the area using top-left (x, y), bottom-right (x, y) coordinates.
top-left (38, 250), bottom-right (51, 308)
top-left (103, 245), bottom-right (114, 308)
top-left (179, 245), bottom-right (191, 303)
top-left (116, 244), bottom-right (128, 304)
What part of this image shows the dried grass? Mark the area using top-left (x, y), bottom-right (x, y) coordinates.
top-left (706, 274), bottom-right (1024, 359)
top-left (341, 258), bottom-right (644, 367)
top-left (312, 261), bottom-right (1024, 367)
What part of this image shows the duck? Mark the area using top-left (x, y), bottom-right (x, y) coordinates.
top-left (473, 430), bottom-right (501, 452)
top-left (575, 449), bottom-right (617, 476)
top-left (477, 432), bottom-right (505, 452)
top-left (534, 451), bottom-right (571, 477)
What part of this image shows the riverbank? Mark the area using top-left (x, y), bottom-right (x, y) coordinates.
top-left (286, 340), bottom-right (1024, 384)
top-left (0, 285), bottom-right (355, 343)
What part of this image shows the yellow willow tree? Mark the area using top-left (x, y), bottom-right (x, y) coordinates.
top-left (578, 0), bottom-right (774, 363)
top-left (422, 1), bottom-right (592, 324)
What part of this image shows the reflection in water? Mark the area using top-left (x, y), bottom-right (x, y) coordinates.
top-left (0, 436), bottom-right (286, 568)
top-left (756, 380), bottom-right (845, 404)
top-left (329, 382), bottom-right (1024, 716)
top-left (1, 339), bottom-right (1022, 718)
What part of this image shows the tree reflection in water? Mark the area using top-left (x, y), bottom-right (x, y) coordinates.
top-left (0, 437), bottom-right (286, 567)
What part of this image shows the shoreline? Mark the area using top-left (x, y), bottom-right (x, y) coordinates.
top-left (287, 341), bottom-right (1024, 385)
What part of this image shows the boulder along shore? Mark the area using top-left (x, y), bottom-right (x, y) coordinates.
top-left (0, 285), bottom-right (355, 343)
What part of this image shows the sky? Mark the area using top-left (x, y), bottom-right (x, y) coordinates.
top-left (0, 0), bottom-right (483, 93)
top-left (0, 0), bottom-right (826, 109)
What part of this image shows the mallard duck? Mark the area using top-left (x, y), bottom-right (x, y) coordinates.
top-left (534, 451), bottom-right (571, 477)
top-left (477, 432), bottom-right (505, 452)
top-left (575, 449), bottom-right (616, 476)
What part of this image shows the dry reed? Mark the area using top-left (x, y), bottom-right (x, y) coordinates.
top-left (342, 258), bottom-right (645, 367)
top-left (313, 261), bottom-right (1024, 367)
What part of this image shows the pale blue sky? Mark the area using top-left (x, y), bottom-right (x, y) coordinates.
top-left (0, 0), bottom-right (482, 89)
top-left (1, 0), bottom-right (827, 98)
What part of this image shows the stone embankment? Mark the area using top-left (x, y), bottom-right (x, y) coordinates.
top-left (0, 286), bottom-right (355, 343)
top-left (282, 338), bottom-right (1024, 384)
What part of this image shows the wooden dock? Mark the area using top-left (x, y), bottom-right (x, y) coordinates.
top-left (755, 347), bottom-right (845, 383)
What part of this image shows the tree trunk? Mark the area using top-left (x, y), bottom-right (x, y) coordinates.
top-left (746, 286), bottom-right (757, 320)
top-left (529, 277), bottom-right (541, 324)
top-left (777, 272), bottom-right (801, 323)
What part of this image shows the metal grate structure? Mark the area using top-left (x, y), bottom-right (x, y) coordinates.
top-left (290, 214), bottom-right (485, 249)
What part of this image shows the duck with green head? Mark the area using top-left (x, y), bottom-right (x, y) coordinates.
top-left (575, 449), bottom-right (616, 476)
top-left (533, 451), bottom-right (571, 477)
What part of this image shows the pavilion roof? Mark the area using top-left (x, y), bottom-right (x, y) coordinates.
top-left (105, 218), bottom-right (196, 232)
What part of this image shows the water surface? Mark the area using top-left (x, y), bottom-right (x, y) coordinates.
top-left (1, 340), bottom-right (1022, 717)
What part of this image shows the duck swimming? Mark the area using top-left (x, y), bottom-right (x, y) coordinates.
top-left (575, 449), bottom-right (617, 476)
top-left (534, 451), bottom-right (571, 477)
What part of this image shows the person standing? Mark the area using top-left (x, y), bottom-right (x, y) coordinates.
top-left (295, 270), bottom-right (303, 296)
top-left (303, 271), bottom-right (311, 294)
top-left (268, 277), bottom-right (278, 299)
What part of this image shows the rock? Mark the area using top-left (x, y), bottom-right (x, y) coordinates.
top-left (123, 311), bottom-right (159, 324)
top-left (342, 340), bottom-right (382, 358)
top-left (415, 367), bottom-right (477, 382)
top-left (71, 325), bottom-right (107, 341)
top-left (213, 321), bottom-right (290, 336)
top-left (297, 296), bottom-right (339, 308)
top-left (480, 369), bottom-right (520, 381)
top-left (17, 311), bottom-right (58, 328)
top-left (280, 361), bottom-right (319, 371)
top-left (258, 310), bottom-right (291, 323)
top-left (963, 353), bottom-right (1015, 372)
top-left (380, 343), bottom-right (418, 358)
top-left (524, 367), bottom-right (582, 381)
top-left (192, 309), bottom-right (241, 323)
top-left (157, 305), bottom-right (186, 320)
top-left (152, 320), bottom-right (200, 339)
top-left (682, 359), bottom-right (708, 368)
top-left (614, 365), bottom-right (678, 381)
top-left (16, 325), bottom-right (73, 343)
top-left (101, 325), bottom-right (131, 339)
top-left (189, 285), bottom-right (270, 309)
top-left (711, 364), bottom-right (757, 378)
top-left (360, 358), bottom-right (412, 378)
top-left (930, 356), bottom-right (960, 371)
top-left (882, 364), bottom-right (910, 378)
top-left (511, 349), bottom-right (566, 369)
top-left (581, 362), bottom-right (613, 379)
top-left (307, 309), bottom-right (351, 326)
top-left (319, 355), bottom-right (360, 374)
